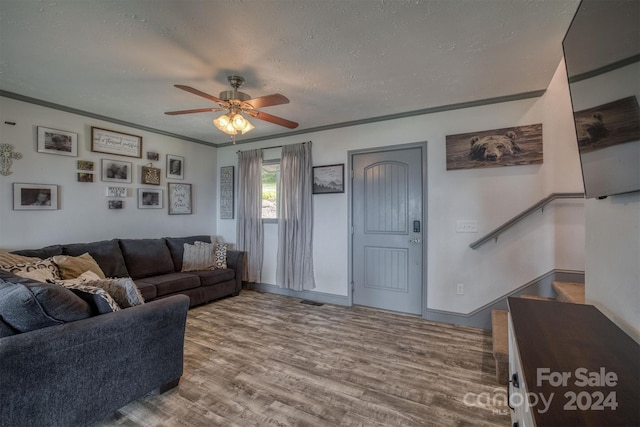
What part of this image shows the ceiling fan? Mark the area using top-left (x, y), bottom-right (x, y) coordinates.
top-left (165, 75), bottom-right (298, 142)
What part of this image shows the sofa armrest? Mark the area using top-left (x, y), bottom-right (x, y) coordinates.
top-left (226, 250), bottom-right (245, 293)
top-left (0, 294), bottom-right (190, 427)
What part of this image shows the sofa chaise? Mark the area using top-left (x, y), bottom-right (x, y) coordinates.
top-left (0, 235), bottom-right (244, 426)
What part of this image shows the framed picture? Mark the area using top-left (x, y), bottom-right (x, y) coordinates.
top-left (138, 188), bottom-right (163, 209)
top-left (13, 183), bottom-right (58, 210)
top-left (141, 165), bottom-right (161, 185)
top-left (105, 186), bottom-right (127, 197)
top-left (37, 126), bottom-right (77, 157)
top-left (313, 164), bottom-right (344, 194)
top-left (166, 154), bottom-right (184, 180)
top-left (219, 166), bottom-right (234, 219)
top-left (445, 123), bottom-right (543, 170)
top-left (147, 151), bottom-right (159, 161)
top-left (168, 183), bottom-right (192, 215)
top-left (101, 159), bottom-right (132, 183)
top-left (77, 173), bottom-right (93, 182)
top-left (77, 160), bottom-right (94, 171)
top-left (91, 127), bottom-right (142, 158)
top-left (108, 200), bottom-right (123, 209)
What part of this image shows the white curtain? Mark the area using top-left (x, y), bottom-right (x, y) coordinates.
top-left (236, 149), bottom-right (263, 283)
top-left (276, 142), bottom-right (315, 290)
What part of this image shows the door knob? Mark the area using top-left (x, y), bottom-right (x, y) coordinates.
top-left (409, 238), bottom-right (421, 244)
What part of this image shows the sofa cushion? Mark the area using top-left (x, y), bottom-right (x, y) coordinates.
top-left (135, 272), bottom-right (200, 297)
top-left (63, 239), bottom-right (129, 278)
top-left (164, 235), bottom-right (212, 272)
top-left (0, 258), bottom-right (62, 283)
top-left (191, 268), bottom-right (235, 287)
top-left (119, 239), bottom-right (175, 279)
top-left (0, 280), bottom-right (92, 333)
top-left (52, 253), bottom-right (106, 279)
top-left (133, 280), bottom-right (157, 301)
top-left (11, 244), bottom-right (63, 259)
top-left (0, 317), bottom-right (17, 337)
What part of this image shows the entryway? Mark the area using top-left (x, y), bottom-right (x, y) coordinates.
top-left (350, 144), bottom-right (425, 315)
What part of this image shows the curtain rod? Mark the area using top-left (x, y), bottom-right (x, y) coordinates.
top-left (236, 140), bottom-right (311, 153)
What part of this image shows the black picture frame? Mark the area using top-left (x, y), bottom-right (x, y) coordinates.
top-left (313, 164), bottom-right (344, 194)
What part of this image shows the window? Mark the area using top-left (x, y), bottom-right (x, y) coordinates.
top-left (262, 160), bottom-right (280, 220)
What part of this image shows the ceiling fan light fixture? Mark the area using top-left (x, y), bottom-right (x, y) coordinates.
top-left (240, 119), bottom-right (254, 134)
top-left (231, 113), bottom-right (247, 130)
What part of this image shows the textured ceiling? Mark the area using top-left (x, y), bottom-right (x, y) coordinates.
top-left (0, 0), bottom-right (580, 146)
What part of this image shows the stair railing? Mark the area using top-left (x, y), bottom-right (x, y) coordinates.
top-left (470, 192), bottom-right (585, 249)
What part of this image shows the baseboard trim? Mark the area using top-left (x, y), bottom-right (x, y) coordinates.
top-left (244, 270), bottom-right (585, 330)
top-left (244, 282), bottom-right (350, 306)
top-left (425, 269), bottom-right (585, 330)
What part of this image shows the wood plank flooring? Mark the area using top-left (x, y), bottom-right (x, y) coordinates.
top-left (95, 290), bottom-right (510, 426)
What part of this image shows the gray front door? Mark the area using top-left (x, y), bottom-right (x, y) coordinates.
top-left (352, 146), bottom-right (424, 315)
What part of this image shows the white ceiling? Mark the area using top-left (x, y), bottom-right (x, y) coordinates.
top-left (0, 0), bottom-right (580, 147)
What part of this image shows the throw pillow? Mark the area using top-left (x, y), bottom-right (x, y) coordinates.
top-left (181, 241), bottom-right (216, 271)
top-left (0, 250), bottom-right (39, 266)
top-left (213, 243), bottom-right (228, 269)
top-left (0, 258), bottom-right (61, 283)
top-left (55, 280), bottom-right (121, 314)
top-left (0, 280), bottom-right (92, 333)
top-left (52, 252), bottom-right (106, 280)
top-left (55, 271), bottom-right (144, 309)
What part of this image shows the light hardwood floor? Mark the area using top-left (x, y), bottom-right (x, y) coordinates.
top-left (96, 290), bottom-right (510, 426)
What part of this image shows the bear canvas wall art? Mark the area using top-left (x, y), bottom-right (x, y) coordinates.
top-left (446, 123), bottom-right (543, 170)
top-left (573, 96), bottom-right (640, 154)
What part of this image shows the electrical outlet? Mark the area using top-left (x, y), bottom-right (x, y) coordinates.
top-left (456, 220), bottom-right (478, 233)
top-left (456, 283), bottom-right (464, 295)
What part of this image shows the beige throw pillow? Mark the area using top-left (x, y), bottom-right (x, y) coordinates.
top-left (53, 253), bottom-right (106, 280)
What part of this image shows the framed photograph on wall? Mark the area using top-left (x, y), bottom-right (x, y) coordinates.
top-left (141, 165), bottom-right (161, 185)
top-left (219, 166), bottom-right (234, 219)
top-left (91, 127), bottom-right (142, 158)
top-left (138, 188), bottom-right (163, 209)
top-left (101, 159), bottom-right (132, 183)
top-left (77, 160), bottom-right (94, 171)
top-left (37, 126), bottom-right (78, 157)
top-left (168, 183), bottom-right (192, 215)
top-left (313, 164), bottom-right (345, 194)
top-left (166, 154), bottom-right (184, 180)
top-left (13, 183), bottom-right (58, 210)
top-left (77, 173), bottom-right (93, 182)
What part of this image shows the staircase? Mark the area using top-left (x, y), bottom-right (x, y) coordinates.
top-left (491, 282), bottom-right (585, 384)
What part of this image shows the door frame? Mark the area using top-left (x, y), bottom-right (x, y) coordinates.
top-left (348, 141), bottom-right (428, 318)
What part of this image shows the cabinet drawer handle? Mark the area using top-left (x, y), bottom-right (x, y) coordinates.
top-left (508, 372), bottom-right (520, 411)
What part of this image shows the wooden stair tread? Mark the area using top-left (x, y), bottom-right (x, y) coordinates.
top-left (491, 309), bottom-right (509, 385)
top-left (520, 294), bottom-right (554, 301)
top-left (552, 281), bottom-right (585, 304)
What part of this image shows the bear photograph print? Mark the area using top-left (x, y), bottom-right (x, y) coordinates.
top-left (446, 123), bottom-right (543, 170)
top-left (573, 96), bottom-right (640, 154)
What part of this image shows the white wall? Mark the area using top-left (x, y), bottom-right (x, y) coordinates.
top-left (0, 97), bottom-right (218, 250)
top-left (216, 60), bottom-right (586, 314)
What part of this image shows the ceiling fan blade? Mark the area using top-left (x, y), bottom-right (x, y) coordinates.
top-left (248, 110), bottom-right (299, 129)
top-left (164, 107), bottom-right (224, 115)
top-left (244, 94), bottom-right (290, 109)
top-left (174, 84), bottom-right (223, 104)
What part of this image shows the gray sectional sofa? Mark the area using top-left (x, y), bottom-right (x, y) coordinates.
top-left (12, 235), bottom-right (244, 307)
top-left (0, 235), bottom-right (244, 426)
